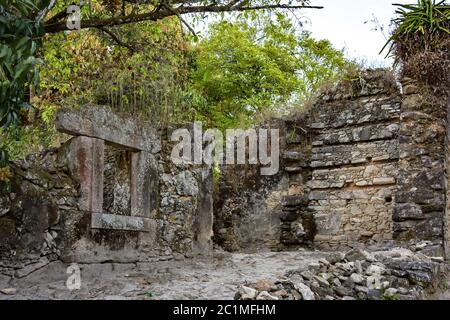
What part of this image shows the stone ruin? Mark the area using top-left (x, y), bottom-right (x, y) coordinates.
top-left (215, 70), bottom-right (449, 257)
top-left (0, 105), bottom-right (214, 275)
top-left (0, 69), bottom-right (449, 299)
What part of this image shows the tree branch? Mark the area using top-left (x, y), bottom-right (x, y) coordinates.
top-left (44, 3), bottom-right (323, 33)
top-left (45, 9), bottom-right (69, 25)
top-left (36, 0), bottom-right (56, 22)
top-left (97, 27), bottom-right (135, 52)
top-left (163, 4), bottom-right (197, 36)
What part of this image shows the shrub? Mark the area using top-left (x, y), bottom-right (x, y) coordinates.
top-left (382, 0), bottom-right (450, 87)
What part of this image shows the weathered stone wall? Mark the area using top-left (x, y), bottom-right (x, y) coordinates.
top-left (214, 69), bottom-right (448, 253)
top-left (158, 126), bottom-right (214, 256)
top-left (307, 71), bottom-right (401, 246)
top-left (0, 150), bottom-right (78, 277)
top-left (213, 119), bottom-right (289, 252)
top-left (0, 106), bottom-right (214, 276)
top-left (214, 119), bottom-right (315, 251)
top-left (103, 146), bottom-right (132, 216)
top-left (446, 93), bottom-right (450, 260)
top-left (394, 81), bottom-right (446, 246)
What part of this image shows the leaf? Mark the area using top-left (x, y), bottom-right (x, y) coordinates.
top-left (15, 36), bottom-right (30, 50)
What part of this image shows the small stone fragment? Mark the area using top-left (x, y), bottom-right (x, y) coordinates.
top-left (294, 282), bottom-right (315, 300)
top-left (256, 291), bottom-right (279, 300)
top-left (350, 273), bottom-right (364, 285)
top-left (235, 286), bottom-right (258, 300)
top-left (0, 288), bottom-right (17, 295)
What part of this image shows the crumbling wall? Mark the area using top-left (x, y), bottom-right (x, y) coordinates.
top-left (213, 119), bottom-right (289, 252)
top-left (103, 146), bottom-right (132, 216)
top-left (214, 119), bottom-right (314, 251)
top-left (394, 81), bottom-right (446, 247)
top-left (0, 150), bottom-right (78, 277)
top-left (306, 70), bottom-right (447, 249)
top-left (446, 93), bottom-right (450, 260)
top-left (0, 106), bottom-right (214, 277)
top-left (158, 125), bottom-right (214, 256)
top-left (214, 69), bottom-right (448, 253)
top-left (307, 71), bottom-right (401, 246)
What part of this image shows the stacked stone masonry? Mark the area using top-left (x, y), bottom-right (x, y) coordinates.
top-left (1, 70), bottom-right (449, 277)
top-left (394, 82), bottom-right (446, 244)
top-left (214, 69), bottom-right (448, 253)
top-left (0, 106), bottom-right (214, 275)
top-left (308, 85), bottom-right (402, 245)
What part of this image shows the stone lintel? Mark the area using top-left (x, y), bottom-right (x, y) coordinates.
top-left (91, 213), bottom-right (152, 232)
top-left (56, 107), bottom-right (160, 152)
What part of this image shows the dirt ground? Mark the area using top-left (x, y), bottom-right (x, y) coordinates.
top-left (2, 248), bottom-right (450, 300)
top-left (0, 249), bottom-right (330, 300)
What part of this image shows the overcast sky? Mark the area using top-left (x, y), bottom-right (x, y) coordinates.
top-left (303, 0), bottom-right (412, 67)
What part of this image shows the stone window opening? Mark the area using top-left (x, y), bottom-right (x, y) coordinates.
top-left (103, 144), bottom-right (132, 217)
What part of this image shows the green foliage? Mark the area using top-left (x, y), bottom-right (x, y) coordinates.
top-left (381, 0), bottom-right (449, 88)
top-left (1, 3), bottom-right (351, 161)
top-left (381, 0), bottom-right (450, 57)
top-left (0, 0), bottom-right (51, 166)
top-left (0, 0), bottom-right (48, 127)
top-left (37, 18), bottom-right (194, 125)
top-left (192, 16), bottom-right (349, 129)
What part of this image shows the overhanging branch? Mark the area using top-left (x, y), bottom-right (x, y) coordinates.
top-left (44, 3), bottom-right (323, 33)
top-left (97, 27), bottom-right (135, 52)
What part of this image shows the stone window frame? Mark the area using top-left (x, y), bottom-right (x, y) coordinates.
top-left (56, 111), bottom-right (156, 232)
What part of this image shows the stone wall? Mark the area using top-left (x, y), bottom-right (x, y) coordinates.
top-left (394, 81), bottom-right (446, 245)
top-left (213, 119), bottom-right (289, 252)
top-left (446, 92), bottom-right (450, 260)
top-left (307, 71), bottom-right (401, 246)
top-left (0, 106), bottom-right (214, 276)
top-left (214, 69), bottom-right (448, 253)
top-left (214, 119), bottom-right (315, 251)
top-left (0, 150), bottom-right (78, 277)
top-left (158, 126), bottom-right (214, 256)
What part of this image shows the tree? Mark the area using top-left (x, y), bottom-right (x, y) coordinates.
top-left (192, 17), bottom-right (349, 129)
top-left (0, 0), bottom-right (323, 164)
top-left (0, 1), bottom-right (46, 128)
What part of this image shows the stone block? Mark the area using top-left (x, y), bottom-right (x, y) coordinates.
top-left (64, 136), bottom-right (104, 213)
top-left (282, 195), bottom-right (308, 207)
top-left (393, 203), bottom-right (424, 222)
top-left (314, 212), bottom-right (341, 235)
top-left (307, 180), bottom-right (330, 189)
top-left (56, 107), bottom-right (160, 153)
top-left (91, 212), bottom-right (152, 232)
top-left (130, 152), bottom-right (158, 218)
top-left (372, 177), bottom-right (395, 185)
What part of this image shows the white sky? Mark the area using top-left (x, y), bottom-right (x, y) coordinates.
top-left (303, 0), bottom-right (412, 67)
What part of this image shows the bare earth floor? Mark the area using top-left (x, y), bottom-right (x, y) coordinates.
top-left (0, 250), bottom-right (330, 300)
top-left (2, 249), bottom-right (450, 300)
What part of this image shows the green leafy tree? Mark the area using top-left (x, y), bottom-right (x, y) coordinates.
top-left (1, 0), bottom-right (323, 163)
top-left (192, 17), bottom-right (349, 128)
top-left (0, 1), bottom-right (47, 128)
